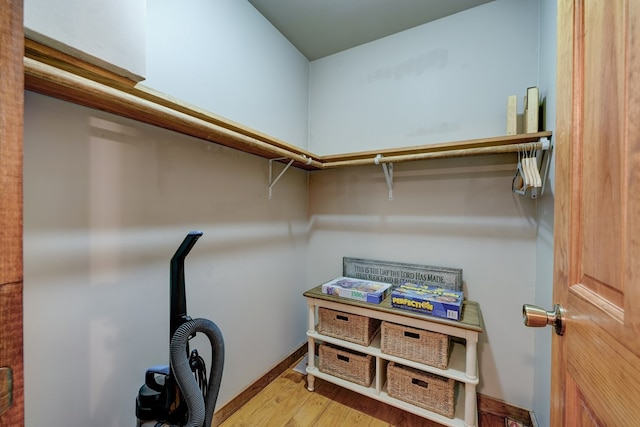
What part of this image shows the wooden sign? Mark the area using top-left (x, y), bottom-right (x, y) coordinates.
top-left (342, 257), bottom-right (462, 291)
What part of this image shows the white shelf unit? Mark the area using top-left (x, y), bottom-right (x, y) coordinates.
top-left (304, 287), bottom-right (483, 427)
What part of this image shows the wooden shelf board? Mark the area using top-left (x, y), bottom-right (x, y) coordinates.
top-left (24, 38), bottom-right (552, 173)
top-left (320, 132), bottom-right (552, 163)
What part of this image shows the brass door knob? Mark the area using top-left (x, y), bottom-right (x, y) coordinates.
top-left (522, 304), bottom-right (565, 335)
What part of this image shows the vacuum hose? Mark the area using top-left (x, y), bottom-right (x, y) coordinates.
top-left (169, 318), bottom-right (225, 427)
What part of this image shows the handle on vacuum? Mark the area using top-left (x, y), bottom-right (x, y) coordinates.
top-left (144, 365), bottom-right (170, 392)
top-left (170, 231), bottom-right (203, 340)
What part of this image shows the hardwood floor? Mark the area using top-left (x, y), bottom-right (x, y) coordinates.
top-left (216, 358), bottom-right (511, 427)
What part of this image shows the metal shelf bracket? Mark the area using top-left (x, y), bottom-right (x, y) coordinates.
top-left (375, 154), bottom-right (393, 200)
top-left (268, 157), bottom-right (295, 199)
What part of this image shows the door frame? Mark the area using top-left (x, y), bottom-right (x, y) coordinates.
top-left (551, 0), bottom-right (577, 424)
top-left (0, 0), bottom-right (25, 425)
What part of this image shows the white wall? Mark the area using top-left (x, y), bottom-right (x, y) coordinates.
top-left (23, 92), bottom-right (309, 426)
top-left (22, 0), bottom-right (551, 421)
top-left (23, 0), bottom-right (310, 150)
top-left (24, 0), bottom-right (146, 81)
top-left (308, 0), bottom-right (540, 155)
top-left (22, 2), bottom-right (312, 425)
top-left (144, 0), bottom-right (310, 150)
top-left (307, 154), bottom-right (539, 408)
top-left (306, 0), bottom-right (544, 410)
top-left (533, 0), bottom-right (557, 425)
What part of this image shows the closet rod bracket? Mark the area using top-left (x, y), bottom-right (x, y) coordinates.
top-left (268, 157), bottom-right (295, 199)
top-left (375, 154), bottom-right (393, 200)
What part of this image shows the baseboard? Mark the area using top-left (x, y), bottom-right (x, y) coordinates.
top-left (212, 343), bottom-right (307, 426)
top-left (478, 393), bottom-right (534, 426)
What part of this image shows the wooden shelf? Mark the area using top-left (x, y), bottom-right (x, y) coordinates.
top-left (23, 38), bottom-right (322, 171)
top-left (320, 132), bottom-right (552, 168)
top-left (23, 37), bottom-right (552, 172)
top-left (323, 132), bottom-right (552, 162)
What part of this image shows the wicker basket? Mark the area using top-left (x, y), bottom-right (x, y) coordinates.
top-left (380, 321), bottom-right (450, 369)
top-left (386, 362), bottom-right (456, 418)
top-left (318, 307), bottom-right (381, 346)
top-left (319, 344), bottom-right (375, 387)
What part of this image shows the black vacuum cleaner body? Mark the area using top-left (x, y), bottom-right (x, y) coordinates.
top-left (136, 231), bottom-right (224, 427)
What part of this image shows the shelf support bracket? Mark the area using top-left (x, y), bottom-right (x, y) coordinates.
top-left (268, 157), bottom-right (294, 199)
top-left (375, 154), bottom-right (393, 200)
top-left (538, 137), bottom-right (553, 197)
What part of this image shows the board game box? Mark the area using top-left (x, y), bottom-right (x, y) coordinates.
top-left (321, 276), bottom-right (393, 304)
top-left (390, 282), bottom-right (464, 320)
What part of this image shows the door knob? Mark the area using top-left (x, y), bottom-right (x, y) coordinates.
top-left (522, 304), bottom-right (566, 336)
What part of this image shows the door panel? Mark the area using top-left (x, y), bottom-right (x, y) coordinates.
top-left (566, 295), bottom-right (640, 425)
top-left (581, 0), bottom-right (625, 297)
top-left (554, 0), bottom-right (640, 425)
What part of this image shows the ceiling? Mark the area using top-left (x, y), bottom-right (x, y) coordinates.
top-left (248, 0), bottom-right (495, 61)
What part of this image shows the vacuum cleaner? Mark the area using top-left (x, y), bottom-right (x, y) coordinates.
top-left (135, 231), bottom-right (225, 427)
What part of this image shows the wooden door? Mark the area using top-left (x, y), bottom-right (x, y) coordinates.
top-left (553, 0), bottom-right (640, 425)
top-left (0, 0), bottom-right (24, 426)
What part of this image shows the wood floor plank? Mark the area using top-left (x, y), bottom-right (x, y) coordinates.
top-left (305, 378), bottom-right (391, 427)
top-left (219, 370), bottom-right (305, 426)
top-left (369, 418), bottom-right (392, 427)
top-left (332, 384), bottom-right (389, 427)
top-left (283, 379), bottom-right (341, 427)
top-left (254, 371), bottom-right (314, 427)
top-left (216, 357), bottom-right (518, 427)
top-left (322, 381), bottom-right (441, 427)
top-left (321, 385), bottom-right (394, 426)
top-left (340, 404), bottom-right (376, 427)
top-left (311, 387), bottom-right (361, 427)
